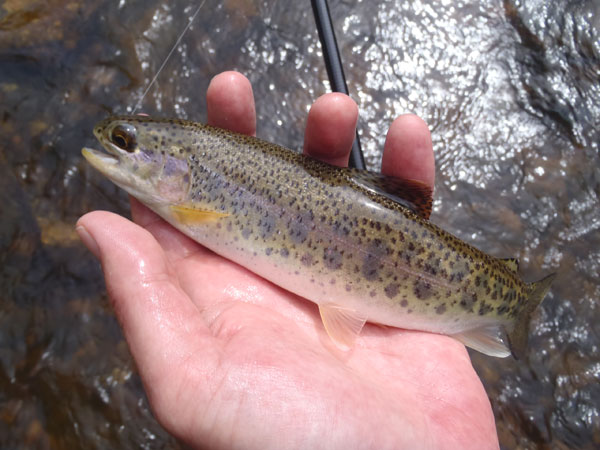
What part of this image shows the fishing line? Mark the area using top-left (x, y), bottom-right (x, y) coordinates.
top-left (131, 0), bottom-right (207, 114)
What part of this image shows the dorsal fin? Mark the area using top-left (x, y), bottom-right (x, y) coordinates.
top-left (347, 169), bottom-right (433, 219)
top-left (500, 258), bottom-right (520, 273)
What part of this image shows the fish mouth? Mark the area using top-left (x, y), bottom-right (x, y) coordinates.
top-left (81, 146), bottom-right (142, 198)
top-left (81, 147), bottom-right (119, 170)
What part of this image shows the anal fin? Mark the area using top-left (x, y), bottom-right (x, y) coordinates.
top-left (318, 303), bottom-right (367, 351)
top-left (453, 324), bottom-right (511, 358)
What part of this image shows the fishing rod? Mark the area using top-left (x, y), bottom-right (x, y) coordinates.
top-left (311, 0), bottom-right (366, 170)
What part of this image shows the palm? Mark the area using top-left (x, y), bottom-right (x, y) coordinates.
top-left (79, 72), bottom-right (499, 448)
top-left (109, 199), bottom-right (493, 449)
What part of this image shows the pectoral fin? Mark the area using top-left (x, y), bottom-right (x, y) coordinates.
top-left (170, 205), bottom-right (229, 225)
top-left (453, 325), bottom-right (511, 358)
top-left (318, 303), bottom-right (367, 351)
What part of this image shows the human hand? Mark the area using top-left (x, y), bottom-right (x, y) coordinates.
top-left (77, 71), bottom-right (499, 449)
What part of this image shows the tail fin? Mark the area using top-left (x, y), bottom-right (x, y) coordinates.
top-left (506, 273), bottom-right (556, 359)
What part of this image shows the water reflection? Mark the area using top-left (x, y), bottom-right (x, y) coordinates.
top-left (0, 0), bottom-right (598, 448)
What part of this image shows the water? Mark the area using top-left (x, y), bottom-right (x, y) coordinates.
top-left (0, 0), bottom-right (598, 447)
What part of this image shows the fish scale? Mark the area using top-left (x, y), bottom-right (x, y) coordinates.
top-left (82, 115), bottom-right (556, 358)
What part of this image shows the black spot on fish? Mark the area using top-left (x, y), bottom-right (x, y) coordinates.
top-left (460, 292), bottom-right (476, 311)
top-left (413, 279), bottom-right (433, 300)
top-left (260, 214), bottom-right (277, 239)
top-left (384, 283), bottom-right (399, 299)
top-left (478, 302), bottom-right (493, 316)
top-left (280, 247), bottom-right (289, 258)
top-left (241, 227), bottom-right (251, 239)
top-left (301, 253), bottom-right (313, 267)
top-left (323, 247), bottom-right (343, 270)
top-left (435, 304), bottom-right (446, 315)
top-left (400, 299), bottom-right (408, 307)
top-left (362, 239), bottom-right (386, 282)
top-left (289, 211), bottom-right (312, 244)
top-left (362, 263), bottom-right (379, 281)
top-left (496, 304), bottom-right (509, 316)
top-left (423, 263), bottom-right (437, 276)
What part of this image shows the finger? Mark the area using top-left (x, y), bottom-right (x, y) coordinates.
top-left (206, 71), bottom-right (256, 136)
top-left (75, 212), bottom-right (218, 413)
top-left (303, 93), bottom-right (358, 167)
top-left (381, 114), bottom-right (435, 191)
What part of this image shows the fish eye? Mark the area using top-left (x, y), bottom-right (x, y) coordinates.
top-left (110, 124), bottom-right (137, 153)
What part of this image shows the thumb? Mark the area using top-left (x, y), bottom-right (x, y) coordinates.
top-left (76, 211), bottom-right (217, 426)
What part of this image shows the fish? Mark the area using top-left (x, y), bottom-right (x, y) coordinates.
top-left (82, 115), bottom-right (556, 359)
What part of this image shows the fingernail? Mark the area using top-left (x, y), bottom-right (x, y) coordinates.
top-left (76, 225), bottom-right (100, 259)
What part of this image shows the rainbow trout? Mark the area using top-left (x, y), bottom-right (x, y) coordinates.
top-left (82, 115), bottom-right (555, 358)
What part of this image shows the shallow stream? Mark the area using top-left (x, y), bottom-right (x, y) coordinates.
top-left (0, 0), bottom-right (598, 447)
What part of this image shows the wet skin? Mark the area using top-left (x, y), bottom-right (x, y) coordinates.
top-left (77, 71), bottom-right (499, 449)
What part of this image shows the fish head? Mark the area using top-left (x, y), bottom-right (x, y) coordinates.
top-left (82, 115), bottom-right (191, 207)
